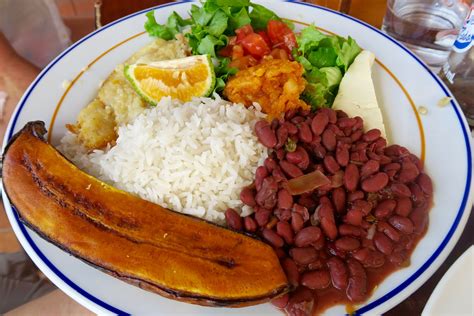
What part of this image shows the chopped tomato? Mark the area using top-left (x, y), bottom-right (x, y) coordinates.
top-left (232, 45), bottom-right (244, 60)
top-left (229, 55), bottom-right (258, 70)
top-left (218, 45), bottom-right (233, 57)
top-left (267, 20), bottom-right (297, 53)
top-left (235, 24), bottom-right (254, 43)
top-left (240, 33), bottom-right (271, 58)
top-left (270, 48), bottom-right (289, 60)
top-left (257, 31), bottom-right (272, 47)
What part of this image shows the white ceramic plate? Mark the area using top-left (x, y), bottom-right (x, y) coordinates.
top-left (2, 1), bottom-right (473, 314)
top-left (422, 246), bottom-right (473, 316)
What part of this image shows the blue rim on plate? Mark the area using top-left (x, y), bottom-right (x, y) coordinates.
top-left (2, 0), bottom-right (472, 315)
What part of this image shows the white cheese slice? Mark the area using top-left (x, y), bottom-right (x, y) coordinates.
top-left (332, 50), bottom-right (386, 137)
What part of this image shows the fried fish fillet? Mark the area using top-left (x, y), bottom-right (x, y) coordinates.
top-left (68, 37), bottom-right (189, 150)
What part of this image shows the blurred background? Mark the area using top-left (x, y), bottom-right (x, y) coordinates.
top-left (0, 0), bottom-right (472, 315)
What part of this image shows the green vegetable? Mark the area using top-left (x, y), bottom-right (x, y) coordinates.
top-left (144, 0), bottom-right (281, 94)
top-left (249, 3), bottom-right (280, 30)
top-left (294, 25), bottom-right (361, 109)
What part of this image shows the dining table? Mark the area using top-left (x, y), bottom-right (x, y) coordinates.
top-left (0, 0), bottom-right (472, 315)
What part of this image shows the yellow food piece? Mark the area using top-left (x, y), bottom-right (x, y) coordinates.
top-left (223, 58), bottom-right (309, 119)
top-left (126, 55), bottom-right (214, 104)
top-left (66, 99), bottom-right (116, 149)
top-left (68, 37), bottom-right (189, 150)
top-left (3, 122), bottom-right (290, 307)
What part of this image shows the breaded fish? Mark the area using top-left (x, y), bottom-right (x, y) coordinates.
top-left (68, 37), bottom-right (189, 150)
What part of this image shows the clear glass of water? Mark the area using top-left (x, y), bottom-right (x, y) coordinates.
top-left (382, 0), bottom-right (470, 69)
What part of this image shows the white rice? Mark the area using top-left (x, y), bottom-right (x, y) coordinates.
top-left (58, 96), bottom-right (268, 223)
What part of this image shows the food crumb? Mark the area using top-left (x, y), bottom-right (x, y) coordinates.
top-left (418, 106), bottom-right (428, 115)
top-left (61, 80), bottom-right (71, 90)
top-left (163, 233), bottom-right (168, 238)
top-left (437, 96), bottom-right (452, 107)
top-left (86, 184), bottom-right (91, 190)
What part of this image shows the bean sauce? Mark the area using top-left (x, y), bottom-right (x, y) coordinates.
top-left (225, 108), bottom-right (433, 315)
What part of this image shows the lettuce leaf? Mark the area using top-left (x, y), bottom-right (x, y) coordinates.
top-left (295, 25), bottom-right (361, 109)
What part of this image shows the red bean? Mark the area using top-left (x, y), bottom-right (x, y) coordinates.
top-left (338, 117), bottom-right (356, 128)
top-left (398, 161), bottom-right (420, 183)
top-left (362, 129), bottom-right (381, 142)
top-left (225, 208), bottom-right (242, 231)
top-left (322, 129), bottom-right (337, 151)
top-left (291, 116), bottom-right (305, 124)
top-left (255, 176), bottom-right (278, 209)
top-left (348, 190), bottom-right (364, 202)
top-left (277, 221), bottom-right (294, 245)
top-left (409, 182), bottom-right (426, 207)
top-left (310, 114), bottom-right (326, 136)
top-left (391, 182), bottom-right (412, 197)
top-left (240, 187), bottom-right (256, 207)
top-left (346, 258), bottom-right (367, 302)
top-left (272, 294), bottom-right (289, 309)
top-left (312, 143), bottom-right (327, 159)
top-left (255, 208), bottom-right (272, 227)
top-left (332, 187), bottom-right (346, 213)
top-left (243, 216), bottom-right (257, 232)
top-left (351, 129), bottom-right (363, 142)
top-left (298, 122), bottom-right (313, 143)
top-left (278, 189), bottom-right (293, 209)
top-left (280, 160), bottom-right (304, 178)
top-left (360, 160), bottom-right (380, 178)
top-left (293, 204), bottom-right (310, 222)
top-left (255, 166), bottom-right (268, 191)
top-left (335, 237), bottom-right (361, 252)
top-left (275, 208), bottom-right (292, 222)
top-left (301, 270), bottom-right (331, 290)
top-left (287, 146), bottom-right (310, 170)
top-left (351, 200), bottom-right (373, 216)
top-left (385, 144), bottom-right (409, 157)
top-left (291, 212), bottom-right (305, 233)
top-left (318, 202), bottom-right (338, 240)
top-left (290, 247), bottom-right (318, 265)
top-left (389, 215), bottom-right (414, 234)
top-left (327, 257), bottom-right (349, 291)
top-left (276, 125), bottom-right (289, 149)
top-left (373, 232), bottom-right (394, 255)
top-left (276, 148), bottom-right (285, 160)
top-left (255, 120), bottom-right (277, 148)
top-left (262, 228), bottom-right (284, 248)
top-left (395, 197), bottom-right (413, 217)
top-left (374, 199), bottom-right (397, 219)
top-left (264, 157), bottom-right (279, 173)
top-left (417, 173), bottom-right (433, 195)
top-left (339, 224), bottom-right (364, 237)
top-left (282, 258), bottom-right (300, 287)
top-left (294, 226), bottom-right (322, 247)
top-left (344, 209), bottom-right (363, 226)
top-left (352, 248), bottom-right (385, 268)
top-left (336, 143), bottom-right (350, 167)
top-left (284, 121), bottom-right (298, 135)
top-left (410, 205), bottom-right (429, 234)
top-left (286, 287), bottom-right (314, 316)
top-left (361, 172), bottom-right (389, 192)
top-left (378, 221), bottom-right (401, 242)
top-left (272, 167), bottom-right (287, 183)
top-left (324, 155), bottom-right (340, 174)
top-left (344, 163), bottom-right (360, 191)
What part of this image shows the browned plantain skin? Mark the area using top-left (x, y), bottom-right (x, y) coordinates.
top-left (2, 121), bottom-right (289, 307)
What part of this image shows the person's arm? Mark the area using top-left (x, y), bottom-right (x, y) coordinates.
top-left (0, 32), bottom-right (40, 142)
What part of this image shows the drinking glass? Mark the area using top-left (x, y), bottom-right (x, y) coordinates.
top-left (382, 0), bottom-right (471, 69)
